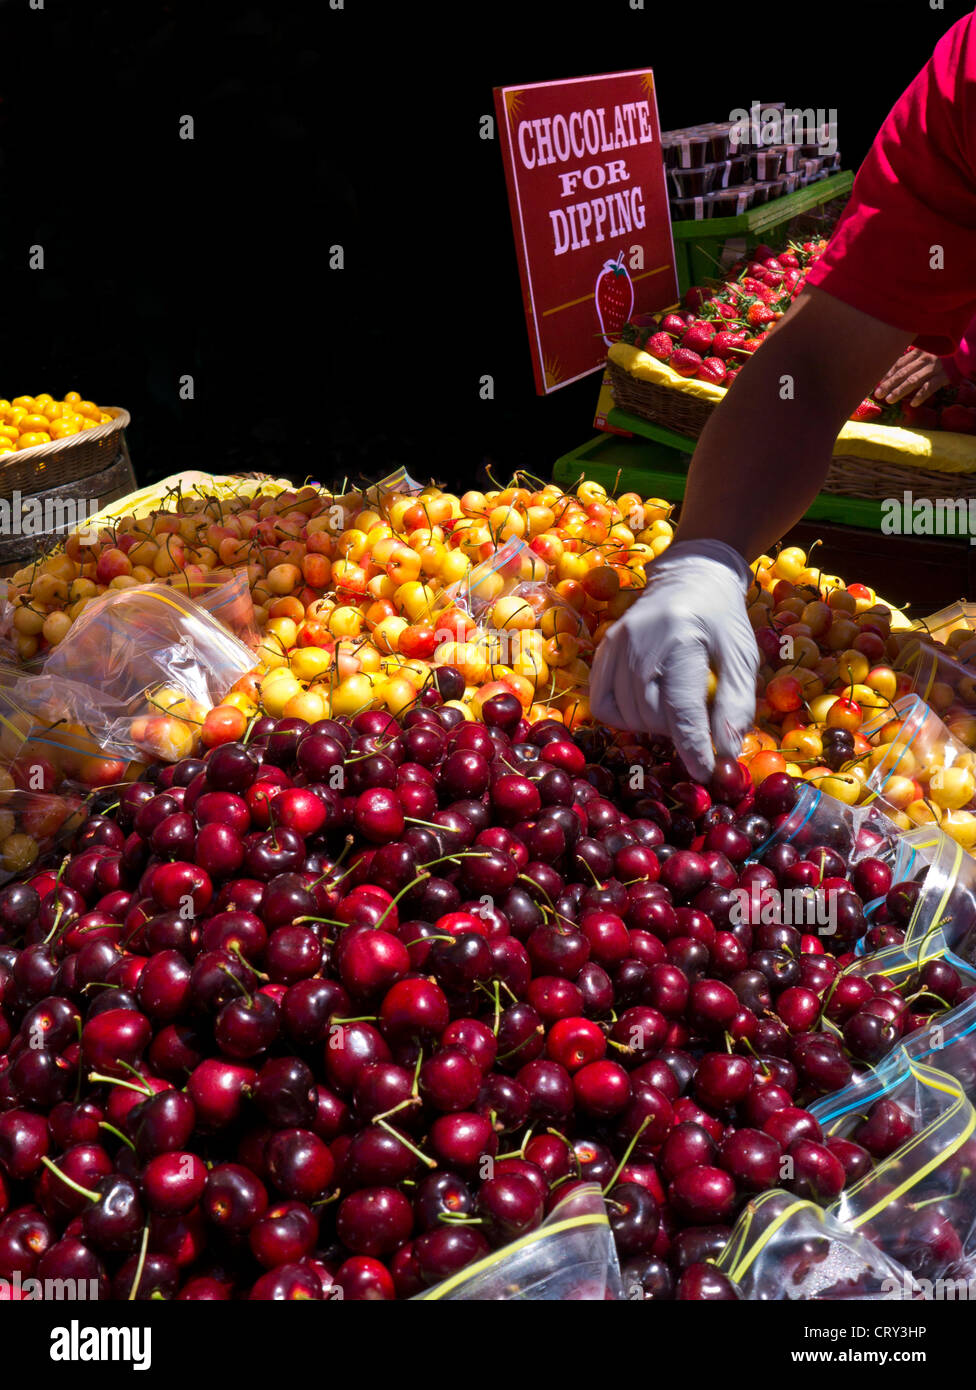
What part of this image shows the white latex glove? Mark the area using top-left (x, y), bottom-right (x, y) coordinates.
top-left (589, 539), bottom-right (759, 782)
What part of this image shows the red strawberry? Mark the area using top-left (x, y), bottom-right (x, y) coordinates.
top-left (682, 321), bottom-right (716, 354)
top-left (671, 348), bottom-right (703, 377)
top-left (900, 402), bottom-right (940, 429)
top-left (753, 243), bottom-right (777, 261)
top-left (956, 381), bottom-right (976, 407)
top-left (683, 286), bottom-right (714, 312)
top-left (779, 251), bottom-right (800, 269)
top-left (595, 252), bottom-right (634, 344)
top-left (711, 330), bottom-right (747, 360)
top-left (783, 270), bottom-right (802, 292)
top-left (764, 271), bottom-right (784, 289)
top-left (725, 366), bottom-right (741, 384)
top-left (741, 336), bottom-right (766, 353)
top-left (940, 403), bottom-right (976, 433)
top-left (661, 312), bottom-right (688, 335)
top-left (850, 399), bottom-right (883, 422)
top-left (645, 331), bottom-right (674, 362)
top-left (746, 262), bottom-right (768, 279)
top-left (747, 303), bottom-right (776, 328)
top-left (740, 277), bottom-right (766, 296)
top-left (698, 357), bottom-right (727, 386)
top-left (762, 258), bottom-right (784, 273)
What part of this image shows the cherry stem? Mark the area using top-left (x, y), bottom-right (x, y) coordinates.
top-left (229, 943), bottom-right (267, 982)
top-left (602, 1116), bottom-right (651, 1196)
top-left (88, 1071), bottom-right (153, 1096)
top-left (375, 870), bottom-right (432, 929)
top-left (128, 1225), bottom-right (150, 1302)
top-left (219, 963), bottom-right (253, 1006)
top-left (375, 1118), bottom-right (436, 1168)
top-left (419, 849), bottom-right (491, 870)
top-left (98, 1121), bottom-right (135, 1151)
top-left (370, 1096), bottom-right (419, 1125)
top-left (311, 1189), bottom-right (343, 1209)
top-left (40, 1156), bottom-right (101, 1204)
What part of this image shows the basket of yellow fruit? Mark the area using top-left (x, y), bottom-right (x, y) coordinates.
top-left (0, 392), bottom-right (135, 572)
top-left (0, 392), bottom-right (131, 492)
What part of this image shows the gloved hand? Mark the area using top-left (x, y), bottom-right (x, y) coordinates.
top-left (589, 539), bottom-right (759, 781)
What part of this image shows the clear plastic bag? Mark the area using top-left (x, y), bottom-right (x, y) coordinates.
top-left (753, 782), bottom-right (916, 871)
top-left (897, 827), bottom-right (976, 962)
top-left (0, 785), bottom-right (90, 885)
top-left (414, 1183), bottom-right (623, 1301)
top-left (911, 600), bottom-right (976, 648)
top-left (812, 1056), bottom-right (976, 1283)
top-left (893, 633), bottom-right (976, 745)
top-left (0, 583), bottom-right (14, 662)
top-left (192, 571), bottom-right (261, 650)
top-left (443, 537), bottom-right (536, 619)
top-left (11, 583), bottom-right (256, 764)
top-left (715, 1189), bottom-right (922, 1300)
top-left (863, 694), bottom-right (976, 819)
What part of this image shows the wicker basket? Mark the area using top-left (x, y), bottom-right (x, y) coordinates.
top-left (607, 360), bottom-right (714, 438)
top-left (0, 407), bottom-right (131, 493)
top-left (823, 455), bottom-right (976, 503)
top-left (0, 449), bottom-right (137, 572)
top-left (608, 359), bottom-right (976, 503)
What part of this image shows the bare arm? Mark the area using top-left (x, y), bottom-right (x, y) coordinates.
top-left (675, 287), bottom-right (913, 560)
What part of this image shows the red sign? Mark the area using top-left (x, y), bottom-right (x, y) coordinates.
top-left (494, 69), bottom-right (677, 395)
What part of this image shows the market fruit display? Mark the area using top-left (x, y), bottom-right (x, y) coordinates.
top-left (1, 700), bottom-right (971, 1300)
top-left (0, 392), bottom-right (113, 454)
top-left (0, 471), bottom-right (959, 873)
top-left (2, 465), bottom-right (976, 1297)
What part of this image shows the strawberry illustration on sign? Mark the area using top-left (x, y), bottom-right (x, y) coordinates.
top-left (595, 251), bottom-right (634, 345)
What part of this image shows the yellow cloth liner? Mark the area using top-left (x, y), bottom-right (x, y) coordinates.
top-left (77, 469), bottom-right (299, 532)
top-left (608, 343), bottom-right (976, 474)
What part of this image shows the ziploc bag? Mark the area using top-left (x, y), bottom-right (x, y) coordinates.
top-left (893, 635), bottom-right (976, 744)
top-left (0, 786), bottom-right (90, 885)
top-left (813, 1055), bottom-right (976, 1282)
top-left (442, 537), bottom-right (536, 619)
top-left (862, 693), bottom-right (976, 807)
top-left (368, 466), bottom-right (425, 498)
top-left (714, 1189), bottom-right (921, 1300)
top-left (192, 571), bottom-right (261, 650)
top-left (753, 783), bottom-right (913, 869)
top-left (894, 826), bottom-right (976, 962)
top-left (414, 1183), bottom-right (622, 1301)
top-left (429, 537), bottom-right (547, 644)
top-left (9, 584), bottom-right (256, 765)
top-left (911, 600), bottom-right (976, 648)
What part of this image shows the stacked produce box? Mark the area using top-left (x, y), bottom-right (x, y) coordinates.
top-left (663, 103), bottom-right (841, 222)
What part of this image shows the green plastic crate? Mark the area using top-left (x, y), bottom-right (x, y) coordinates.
top-left (553, 412), bottom-right (888, 531)
top-left (670, 171), bottom-right (854, 293)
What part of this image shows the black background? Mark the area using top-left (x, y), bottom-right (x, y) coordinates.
top-left (0, 0), bottom-right (971, 494)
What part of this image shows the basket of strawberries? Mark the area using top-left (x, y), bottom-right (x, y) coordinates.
top-left (609, 239), bottom-right (823, 436)
top-left (609, 239), bottom-right (976, 503)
